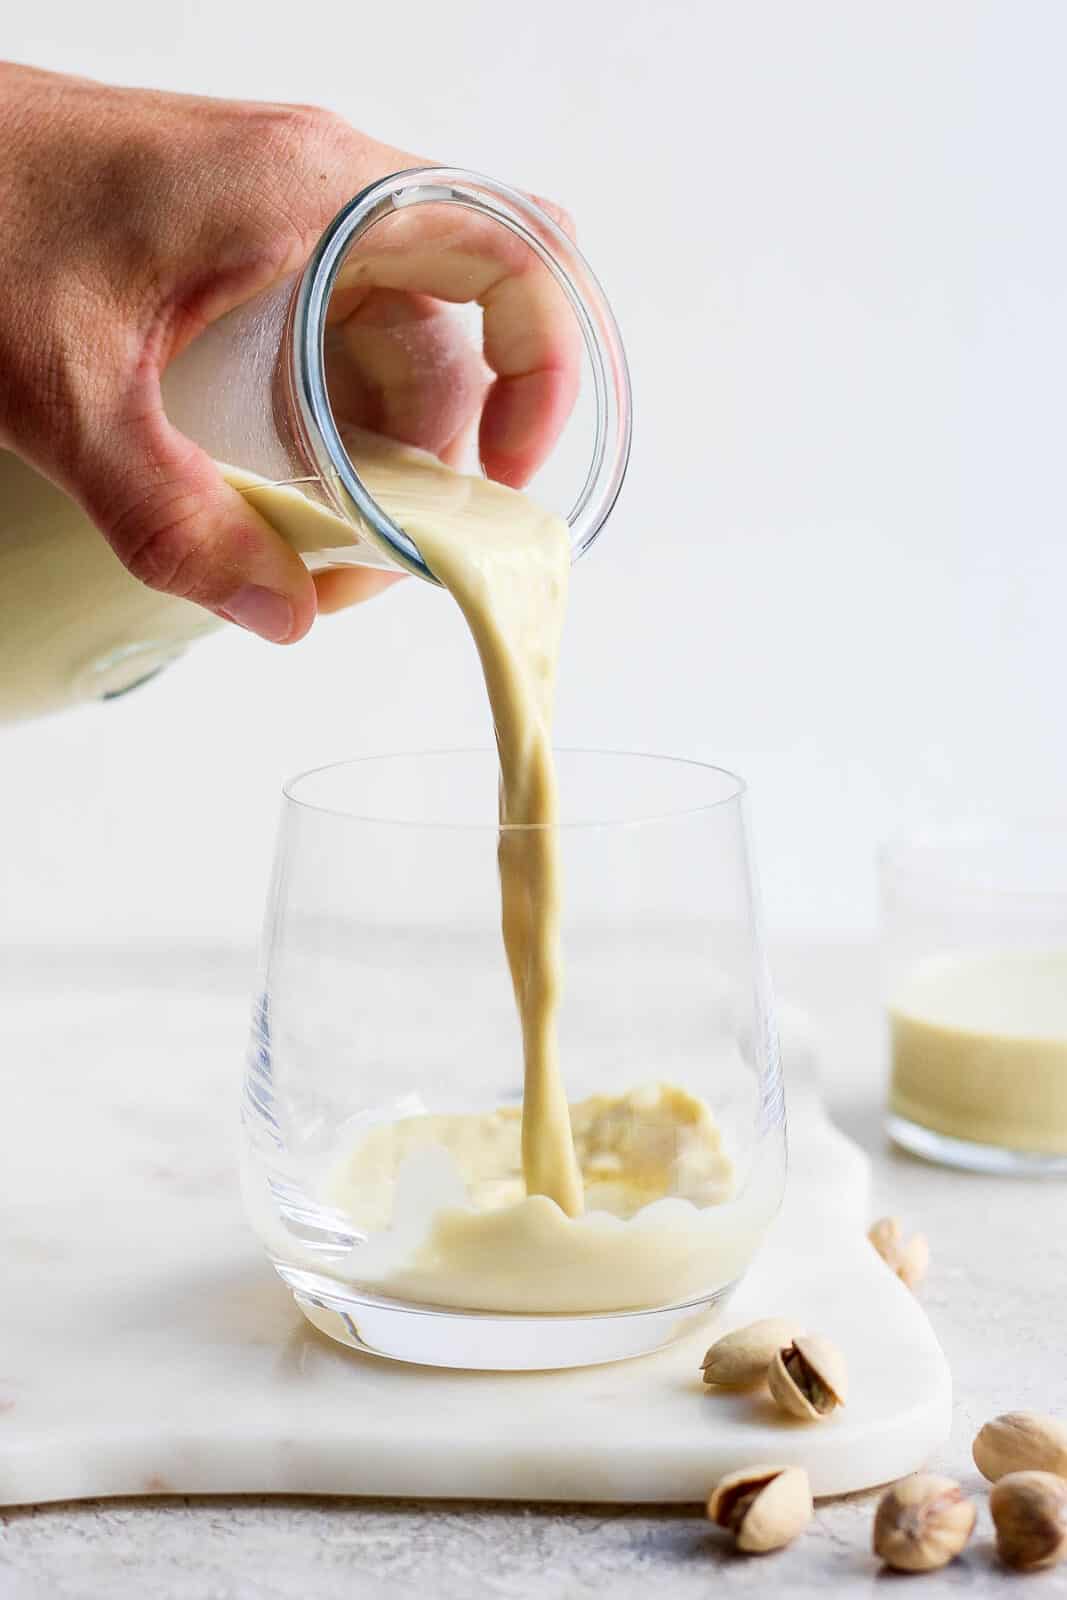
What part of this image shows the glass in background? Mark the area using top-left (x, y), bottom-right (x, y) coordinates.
top-left (881, 824), bottom-right (1067, 1174)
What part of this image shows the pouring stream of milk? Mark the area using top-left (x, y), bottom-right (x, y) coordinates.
top-left (333, 430), bottom-right (585, 1216)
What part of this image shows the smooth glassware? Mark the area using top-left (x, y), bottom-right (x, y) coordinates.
top-left (242, 750), bottom-right (786, 1371)
top-left (882, 823), bottom-right (1067, 1173)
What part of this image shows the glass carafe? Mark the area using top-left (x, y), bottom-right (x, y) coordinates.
top-left (0, 168), bottom-right (631, 721)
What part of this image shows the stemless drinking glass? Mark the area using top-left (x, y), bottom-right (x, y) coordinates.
top-left (882, 823), bottom-right (1067, 1173)
top-left (241, 750), bottom-right (786, 1370)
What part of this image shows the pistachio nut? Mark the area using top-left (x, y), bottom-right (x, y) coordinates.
top-left (768, 1335), bottom-right (848, 1422)
top-left (990, 1471), bottom-right (1067, 1571)
top-left (872, 1474), bottom-right (976, 1572)
top-left (700, 1318), bottom-right (800, 1388)
top-left (868, 1216), bottom-right (929, 1290)
top-left (868, 1216), bottom-right (903, 1263)
top-left (896, 1232), bottom-right (930, 1291)
top-left (707, 1464), bottom-right (813, 1554)
top-left (973, 1411), bottom-right (1067, 1483)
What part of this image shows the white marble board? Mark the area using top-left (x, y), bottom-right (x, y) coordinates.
top-left (0, 960), bottom-right (950, 1506)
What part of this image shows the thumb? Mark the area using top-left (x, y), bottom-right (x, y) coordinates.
top-left (80, 400), bottom-right (317, 644)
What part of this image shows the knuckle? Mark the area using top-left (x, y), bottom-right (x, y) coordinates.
top-left (532, 194), bottom-right (575, 241)
top-left (259, 102), bottom-right (351, 170)
top-left (298, 102), bottom-right (351, 144)
top-left (229, 103), bottom-right (359, 255)
top-left (110, 487), bottom-right (218, 599)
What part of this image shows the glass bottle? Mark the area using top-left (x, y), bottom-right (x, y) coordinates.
top-left (0, 167), bottom-right (631, 720)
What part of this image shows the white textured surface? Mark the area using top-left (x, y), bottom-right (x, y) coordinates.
top-left (0, 947), bottom-right (947, 1511)
top-left (2, 939), bottom-right (1065, 1598)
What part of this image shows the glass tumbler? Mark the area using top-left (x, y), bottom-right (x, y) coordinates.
top-left (242, 750), bottom-right (786, 1370)
top-left (882, 823), bottom-right (1067, 1173)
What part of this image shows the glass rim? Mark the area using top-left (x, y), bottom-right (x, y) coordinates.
top-left (290, 166), bottom-right (632, 584)
top-left (282, 747), bottom-right (747, 832)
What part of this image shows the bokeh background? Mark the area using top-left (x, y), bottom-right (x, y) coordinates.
top-left (4, 1), bottom-right (1065, 945)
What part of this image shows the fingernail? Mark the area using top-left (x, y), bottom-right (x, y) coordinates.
top-left (219, 585), bottom-right (294, 643)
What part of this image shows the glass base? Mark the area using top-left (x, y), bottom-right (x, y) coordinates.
top-left (887, 1113), bottom-right (1067, 1176)
top-left (277, 1262), bottom-right (738, 1371)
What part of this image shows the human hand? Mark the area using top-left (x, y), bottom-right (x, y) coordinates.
top-left (0, 64), bottom-right (578, 640)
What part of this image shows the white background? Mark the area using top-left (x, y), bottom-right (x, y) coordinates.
top-left (4, 1), bottom-right (1065, 946)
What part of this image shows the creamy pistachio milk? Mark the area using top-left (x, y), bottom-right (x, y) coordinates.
top-left (243, 429), bottom-right (587, 1218)
top-left (891, 950), bottom-right (1067, 1154)
top-left (0, 452), bottom-right (219, 719)
top-left (0, 447), bottom-right (371, 721)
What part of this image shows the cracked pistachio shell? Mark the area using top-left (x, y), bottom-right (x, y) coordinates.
top-left (768, 1335), bottom-right (848, 1421)
top-left (974, 1412), bottom-right (1067, 1483)
top-left (707, 1464), bottom-right (813, 1553)
top-left (700, 1319), bottom-right (800, 1387)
